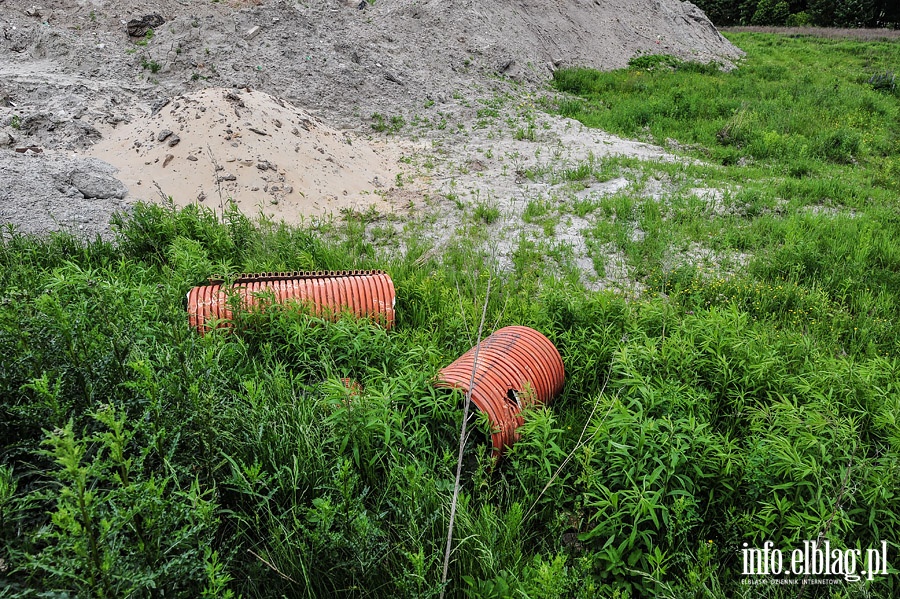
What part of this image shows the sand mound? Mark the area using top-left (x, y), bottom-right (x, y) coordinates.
top-left (90, 88), bottom-right (402, 220)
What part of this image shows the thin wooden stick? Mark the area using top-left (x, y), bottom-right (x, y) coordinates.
top-left (523, 340), bottom-right (625, 524)
top-left (207, 143), bottom-right (226, 222)
top-left (439, 273), bottom-right (492, 598)
top-left (798, 459), bottom-right (854, 598)
top-left (247, 549), bottom-right (298, 585)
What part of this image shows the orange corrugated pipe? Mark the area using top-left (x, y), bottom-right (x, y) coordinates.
top-left (186, 270), bottom-right (395, 333)
top-left (436, 326), bottom-right (565, 455)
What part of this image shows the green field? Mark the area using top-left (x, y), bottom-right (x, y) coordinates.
top-left (2, 33), bottom-right (899, 597)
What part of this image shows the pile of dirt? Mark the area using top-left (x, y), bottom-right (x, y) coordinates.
top-left (0, 0), bottom-right (742, 236)
top-left (91, 87), bottom-right (402, 221)
top-left (1, 0), bottom-right (742, 130)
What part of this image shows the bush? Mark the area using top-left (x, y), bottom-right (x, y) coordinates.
top-left (785, 10), bottom-right (811, 26)
top-left (750, 0), bottom-right (790, 25)
top-left (11, 406), bottom-right (221, 597)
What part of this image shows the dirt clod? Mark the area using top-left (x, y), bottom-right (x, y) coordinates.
top-left (126, 14), bottom-right (165, 38)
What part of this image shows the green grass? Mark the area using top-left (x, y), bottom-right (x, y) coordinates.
top-left (551, 34), bottom-right (900, 359)
top-left (371, 112), bottom-right (405, 134)
top-left (473, 199), bottom-right (501, 225)
top-left (554, 35), bottom-right (900, 176)
top-left (140, 57), bottom-right (161, 73)
top-left (2, 33), bottom-right (900, 599)
top-left (1, 201), bottom-right (898, 597)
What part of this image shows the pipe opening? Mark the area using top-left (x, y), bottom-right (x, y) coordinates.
top-left (506, 388), bottom-right (522, 410)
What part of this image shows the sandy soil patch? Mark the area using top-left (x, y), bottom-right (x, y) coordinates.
top-left (90, 88), bottom-right (404, 221)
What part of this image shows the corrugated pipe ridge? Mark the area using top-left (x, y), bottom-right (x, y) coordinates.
top-left (186, 270), bottom-right (395, 333)
top-left (207, 269), bottom-right (387, 284)
top-left (436, 326), bottom-right (565, 455)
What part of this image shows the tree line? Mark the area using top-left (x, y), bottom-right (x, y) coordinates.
top-left (691, 0), bottom-right (900, 28)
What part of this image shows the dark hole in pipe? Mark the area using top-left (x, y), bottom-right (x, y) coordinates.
top-left (506, 388), bottom-right (522, 410)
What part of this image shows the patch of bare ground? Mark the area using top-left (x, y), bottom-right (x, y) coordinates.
top-left (387, 106), bottom-right (687, 292)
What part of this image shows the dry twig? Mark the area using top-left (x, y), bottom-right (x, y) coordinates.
top-left (439, 272), bottom-right (492, 598)
top-left (247, 549), bottom-right (298, 585)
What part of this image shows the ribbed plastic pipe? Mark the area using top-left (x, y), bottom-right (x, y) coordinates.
top-left (186, 270), bottom-right (395, 333)
top-left (436, 326), bottom-right (565, 455)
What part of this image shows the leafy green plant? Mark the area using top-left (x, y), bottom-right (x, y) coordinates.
top-left (523, 198), bottom-right (550, 222)
top-left (513, 124), bottom-right (536, 142)
top-left (628, 53), bottom-right (682, 71)
top-left (473, 201), bottom-right (500, 224)
top-left (141, 57), bottom-right (161, 73)
top-left (371, 112), bottom-right (405, 134)
top-left (0, 465), bottom-right (14, 534)
top-left (15, 405), bottom-right (221, 597)
top-left (135, 29), bottom-right (154, 47)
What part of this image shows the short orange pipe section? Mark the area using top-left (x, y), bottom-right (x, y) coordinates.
top-left (436, 326), bottom-right (565, 455)
top-left (186, 270), bottom-right (395, 333)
